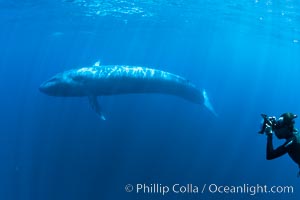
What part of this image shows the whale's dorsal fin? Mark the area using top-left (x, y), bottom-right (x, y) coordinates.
top-left (88, 95), bottom-right (106, 120)
top-left (93, 61), bottom-right (101, 67)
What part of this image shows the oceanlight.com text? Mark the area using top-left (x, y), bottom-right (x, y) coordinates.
top-left (207, 183), bottom-right (294, 195)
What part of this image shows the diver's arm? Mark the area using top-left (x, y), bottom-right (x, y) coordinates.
top-left (266, 134), bottom-right (288, 160)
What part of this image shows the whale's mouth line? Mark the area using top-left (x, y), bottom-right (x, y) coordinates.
top-left (39, 81), bottom-right (60, 96)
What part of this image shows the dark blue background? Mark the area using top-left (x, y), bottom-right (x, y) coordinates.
top-left (1, 0), bottom-right (300, 199)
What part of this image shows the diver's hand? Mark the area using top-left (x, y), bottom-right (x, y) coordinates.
top-left (265, 124), bottom-right (273, 136)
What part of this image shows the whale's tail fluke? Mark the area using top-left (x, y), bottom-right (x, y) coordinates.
top-left (203, 89), bottom-right (218, 117)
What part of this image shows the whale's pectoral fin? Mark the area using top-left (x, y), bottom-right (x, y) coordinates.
top-left (88, 96), bottom-right (106, 120)
top-left (202, 89), bottom-right (218, 117)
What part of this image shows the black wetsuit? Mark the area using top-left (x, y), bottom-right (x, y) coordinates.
top-left (267, 131), bottom-right (300, 169)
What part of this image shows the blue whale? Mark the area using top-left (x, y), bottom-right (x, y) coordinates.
top-left (39, 63), bottom-right (216, 119)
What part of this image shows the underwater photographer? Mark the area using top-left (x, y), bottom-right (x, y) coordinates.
top-left (259, 113), bottom-right (300, 177)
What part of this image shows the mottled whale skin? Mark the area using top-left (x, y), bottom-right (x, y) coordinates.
top-left (40, 65), bottom-right (216, 119)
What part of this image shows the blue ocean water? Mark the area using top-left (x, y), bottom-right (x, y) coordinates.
top-left (1, 0), bottom-right (300, 199)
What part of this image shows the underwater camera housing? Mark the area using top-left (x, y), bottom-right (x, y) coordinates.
top-left (259, 114), bottom-right (277, 134)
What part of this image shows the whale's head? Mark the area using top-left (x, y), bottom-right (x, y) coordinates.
top-left (39, 71), bottom-right (83, 96)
